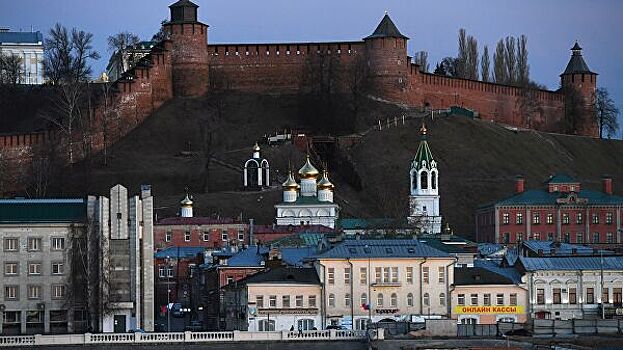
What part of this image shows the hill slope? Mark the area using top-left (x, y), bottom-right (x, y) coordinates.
top-left (54, 93), bottom-right (623, 239)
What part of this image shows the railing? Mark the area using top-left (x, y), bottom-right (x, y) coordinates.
top-left (0, 329), bottom-right (375, 347)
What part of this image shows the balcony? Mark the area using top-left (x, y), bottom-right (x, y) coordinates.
top-left (370, 282), bottom-right (401, 288)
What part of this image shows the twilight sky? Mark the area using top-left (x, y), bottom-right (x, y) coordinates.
top-left (2, 0), bottom-right (622, 123)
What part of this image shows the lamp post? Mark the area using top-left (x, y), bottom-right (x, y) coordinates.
top-left (167, 256), bottom-right (171, 333)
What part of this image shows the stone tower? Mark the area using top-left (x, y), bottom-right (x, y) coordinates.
top-left (164, 0), bottom-right (209, 97)
top-left (408, 123), bottom-right (442, 234)
top-left (363, 13), bottom-right (409, 100)
top-left (560, 42), bottom-right (598, 136)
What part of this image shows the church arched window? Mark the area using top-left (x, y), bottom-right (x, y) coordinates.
top-left (420, 171), bottom-right (428, 189)
top-left (431, 171), bottom-right (437, 189)
top-left (411, 171), bottom-right (417, 191)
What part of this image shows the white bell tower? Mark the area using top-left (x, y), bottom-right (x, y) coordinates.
top-left (408, 123), bottom-right (442, 234)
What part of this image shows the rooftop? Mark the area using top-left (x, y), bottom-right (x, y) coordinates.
top-left (317, 239), bottom-right (450, 259)
top-left (337, 218), bottom-right (397, 230)
top-left (0, 198), bottom-right (86, 224)
top-left (154, 246), bottom-right (205, 259)
top-left (546, 173), bottom-right (578, 184)
top-left (454, 266), bottom-right (516, 286)
top-left (276, 196), bottom-right (338, 206)
top-left (519, 256), bottom-right (623, 271)
top-left (364, 13), bottom-right (408, 40)
top-left (561, 43), bottom-right (596, 76)
top-left (156, 216), bottom-right (242, 225)
top-left (0, 31), bottom-right (43, 45)
top-left (493, 188), bottom-right (623, 206)
top-left (244, 267), bottom-right (320, 285)
top-left (522, 240), bottom-right (613, 256)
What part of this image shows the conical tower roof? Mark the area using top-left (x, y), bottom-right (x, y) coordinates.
top-left (412, 123), bottom-right (434, 170)
top-left (561, 41), bottom-right (596, 76)
top-left (364, 13), bottom-right (409, 40)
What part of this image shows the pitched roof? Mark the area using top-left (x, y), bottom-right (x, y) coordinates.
top-left (317, 239), bottom-right (450, 259)
top-left (522, 240), bottom-right (613, 256)
top-left (411, 126), bottom-right (434, 170)
top-left (169, 0), bottom-right (198, 8)
top-left (270, 232), bottom-right (326, 247)
top-left (276, 196), bottom-right (338, 206)
top-left (519, 256), bottom-right (623, 271)
top-left (244, 267), bottom-right (320, 285)
top-left (546, 173), bottom-right (577, 184)
top-left (156, 216), bottom-right (241, 225)
top-left (561, 44), bottom-right (595, 76)
top-left (280, 247), bottom-right (317, 267)
top-left (154, 246), bottom-right (205, 259)
top-left (454, 266), bottom-right (516, 285)
top-left (473, 260), bottom-right (523, 284)
top-left (0, 31), bottom-right (43, 44)
top-left (0, 198), bottom-right (86, 224)
top-left (494, 189), bottom-right (623, 206)
top-left (227, 246), bottom-right (269, 267)
top-left (365, 14), bottom-right (408, 40)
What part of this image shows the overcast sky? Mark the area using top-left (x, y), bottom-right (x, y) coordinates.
top-left (2, 0), bottom-right (622, 126)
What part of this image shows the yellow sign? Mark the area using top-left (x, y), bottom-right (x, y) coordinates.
top-left (454, 305), bottom-right (524, 315)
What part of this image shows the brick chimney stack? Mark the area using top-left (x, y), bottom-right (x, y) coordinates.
top-left (602, 175), bottom-right (613, 195)
top-left (515, 175), bottom-right (525, 194)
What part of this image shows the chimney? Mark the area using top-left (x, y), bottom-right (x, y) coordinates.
top-left (602, 176), bottom-right (613, 195)
top-left (515, 175), bottom-right (525, 194)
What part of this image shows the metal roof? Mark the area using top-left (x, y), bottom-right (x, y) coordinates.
top-left (473, 260), bottom-right (523, 284)
top-left (337, 218), bottom-right (396, 230)
top-left (156, 216), bottom-right (241, 225)
top-left (364, 14), bottom-right (408, 40)
top-left (546, 174), bottom-right (577, 184)
top-left (276, 196), bottom-right (338, 206)
top-left (0, 198), bottom-right (86, 223)
top-left (280, 247), bottom-right (317, 267)
top-left (522, 240), bottom-right (612, 256)
top-left (454, 266), bottom-right (515, 285)
top-left (0, 31), bottom-right (43, 44)
top-left (317, 239), bottom-right (450, 259)
top-left (154, 246), bottom-right (205, 259)
top-left (244, 267), bottom-right (320, 285)
top-left (227, 246), bottom-right (269, 267)
top-left (561, 44), bottom-right (595, 76)
top-left (519, 256), bottom-right (623, 271)
top-left (495, 189), bottom-right (623, 206)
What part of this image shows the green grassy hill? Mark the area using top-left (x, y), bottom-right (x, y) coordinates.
top-left (52, 93), bottom-right (623, 239)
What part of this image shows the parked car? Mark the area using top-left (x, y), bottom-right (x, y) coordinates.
top-left (171, 303), bottom-right (184, 318)
top-left (128, 328), bottom-right (146, 333)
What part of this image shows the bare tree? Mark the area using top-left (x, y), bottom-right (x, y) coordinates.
top-left (434, 57), bottom-right (458, 77)
top-left (43, 23), bottom-right (100, 84)
top-left (593, 87), bottom-right (620, 138)
top-left (345, 54), bottom-right (369, 121)
top-left (414, 51), bottom-right (430, 73)
top-left (456, 28), bottom-right (468, 78)
top-left (493, 39), bottom-right (507, 84)
top-left (107, 31), bottom-right (140, 78)
top-left (504, 36), bottom-right (517, 85)
top-left (466, 36), bottom-right (479, 80)
top-left (481, 45), bottom-right (491, 82)
top-left (99, 82), bottom-right (121, 166)
top-left (516, 35), bottom-right (529, 86)
top-left (0, 53), bottom-right (23, 85)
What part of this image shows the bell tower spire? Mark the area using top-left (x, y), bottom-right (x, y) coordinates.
top-left (408, 122), bottom-right (442, 234)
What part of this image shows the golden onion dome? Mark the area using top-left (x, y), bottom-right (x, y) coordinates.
top-left (298, 155), bottom-right (320, 179)
top-left (253, 142), bottom-right (260, 152)
top-left (317, 170), bottom-right (334, 190)
top-left (180, 194), bottom-right (193, 207)
top-left (281, 172), bottom-right (300, 191)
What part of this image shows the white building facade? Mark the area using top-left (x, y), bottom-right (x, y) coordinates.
top-left (275, 156), bottom-right (339, 228)
top-left (0, 29), bottom-right (44, 84)
top-left (408, 124), bottom-right (442, 234)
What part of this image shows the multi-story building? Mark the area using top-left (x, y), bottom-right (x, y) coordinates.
top-left (154, 246), bottom-right (205, 313)
top-left (0, 28), bottom-right (44, 84)
top-left (275, 156), bottom-right (339, 228)
top-left (516, 255), bottom-right (623, 320)
top-left (0, 198), bottom-right (87, 335)
top-left (476, 174), bottom-right (623, 244)
top-left (222, 267), bottom-right (322, 332)
top-left (154, 195), bottom-right (248, 250)
top-left (316, 239), bottom-right (455, 329)
top-left (105, 41), bottom-right (156, 82)
top-left (451, 266), bottom-right (528, 324)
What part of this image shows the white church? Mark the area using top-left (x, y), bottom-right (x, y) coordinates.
top-left (274, 156), bottom-right (339, 228)
top-left (243, 143), bottom-right (270, 190)
top-left (407, 123), bottom-right (442, 234)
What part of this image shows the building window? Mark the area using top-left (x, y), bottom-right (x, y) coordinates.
top-left (360, 267), bottom-right (367, 285)
top-left (328, 294), bottom-right (335, 307)
top-left (221, 231), bottom-right (228, 241)
top-left (345, 293), bottom-right (351, 307)
top-left (158, 266), bottom-right (166, 278)
top-left (4, 285), bottom-right (18, 300)
top-left (440, 293), bottom-right (446, 306)
top-left (165, 230), bottom-right (172, 242)
top-left (202, 231), bottom-right (209, 242)
top-left (483, 294), bottom-right (491, 306)
top-left (308, 295), bottom-right (317, 307)
top-left (602, 288), bottom-right (610, 304)
top-left (28, 262), bottom-right (41, 275)
top-left (517, 232), bottom-right (524, 242)
top-left (269, 295), bottom-right (277, 307)
top-left (553, 288), bottom-right (561, 304)
top-left (593, 232), bottom-right (600, 243)
top-left (592, 214), bottom-right (599, 224)
top-left (422, 267), bottom-right (429, 284)
top-left (510, 293), bottom-right (517, 306)
top-left (294, 295), bottom-right (303, 307)
top-left (51, 237), bottom-right (65, 250)
top-left (548, 213), bottom-right (555, 224)
top-left (562, 213), bottom-right (569, 225)
top-left (577, 213), bottom-right (583, 224)
top-left (256, 295), bottom-right (264, 308)
top-left (4, 262), bottom-right (18, 275)
top-left (502, 213), bottom-right (509, 225)
top-left (344, 267), bottom-right (351, 285)
top-left (533, 213), bottom-right (540, 224)
top-left (328, 268), bottom-right (335, 285)
top-left (238, 230), bottom-right (245, 241)
top-left (282, 295), bottom-right (290, 308)
top-left (438, 267), bottom-right (445, 283)
top-left (28, 238), bottom-right (41, 251)
top-left (406, 267), bottom-right (413, 284)
top-left (52, 285), bottom-right (65, 299)
top-left (226, 276), bottom-right (234, 285)
top-left (383, 267), bottom-right (390, 282)
top-left (391, 267), bottom-right (398, 283)
top-left (183, 231), bottom-right (191, 242)
top-left (534, 232), bottom-right (541, 240)
top-left (375, 267), bottom-right (382, 283)
top-left (458, 294), bottom-right (465, 306)
top-left (360, 293), bottom-right (367, 307)
top-left (607, 232), bottom-right (614, 243)
top-left (606, 212), bottom-right (613, 225)
top-left (28, 285), bottom-right (41, 299)
top-left (390, 293), bottom-right (398, 307)
top-left (258, 320), bottom-right (275, 331)
top-left (297, 319), bottom-right (315, 331)
top-left (3, 238), bottom-right (18, 251)
top-left (569, 288), bottom-right (577, 304)
top-left (613, 288), bottom-right (622, 304)
top-left (471, 294), bottom-right (478, 305)
top-left (406, 293), bottom-right (414, 306)
top-left (563, 232), bottom-right (570, 243)
top-left (516, 213), bottom-right (523, 225)
top-left (547, 232), bottom-right (554, 241)
top-left (586, 288), bottom-right (595, 304)
top-left (495, 293), bottom-right (504, 305)
top-left (576, 233), bottom-right (584, 243)
top-left (503, 232), bottom-right (510, 244)
top-left (377, 293), bottom-right (384, 307)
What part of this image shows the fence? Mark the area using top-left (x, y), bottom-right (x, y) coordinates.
top-left (533, 319), bottom-right (623, 337)
top-left (0, 329), bottom-right (374, 347)
top-left (457, 322), bottom-right (524, 337)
